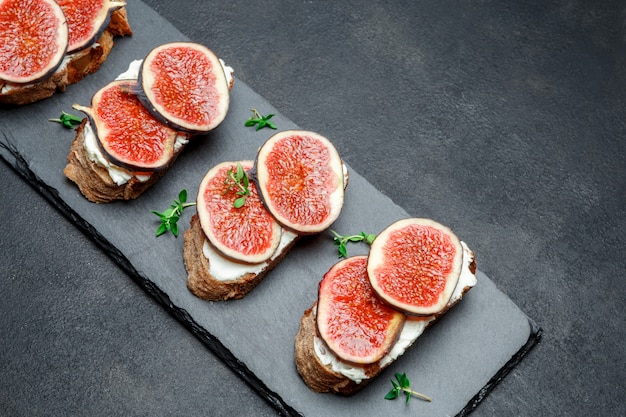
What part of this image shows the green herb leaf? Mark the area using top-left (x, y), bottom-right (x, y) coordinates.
top-left (384, 372), bottom-right (432, 405)
top-left (384, 389), bottom-right (399, 400)
top-left (245, 109), bottom-right (278, 131)
top-left (330, 230), bottom-right (376, 258)
top-left (155, 222), bottom-right (168, 237)
top-left (49, 111), bottom-right (83, 129)
top-left (396, 372), bottom-right (410, 388)
top-left (178, 189), bottom-right (188, 204)
top-left (233, 196), bottom-right (246, 208)
top-left (151, 189), bottom-right (196, 237)
top-left (223, 162), bottom-right (251, 208)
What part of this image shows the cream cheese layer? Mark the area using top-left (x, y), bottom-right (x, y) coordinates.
top-left (202, 229), bottom-right (298, 282)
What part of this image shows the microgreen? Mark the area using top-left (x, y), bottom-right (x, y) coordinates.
top-left (223, 162), bottom-right (250, 208)
top-left (384, 372), bottom-right (432, 405)
top-left (49, 111), bottom-right (83, 129)
top-left (151, 189), bottom-right (196, 237)
top-left (330, 230), bottom-right (376, 258)
top-left (244, 108), bottom-right (277, 131)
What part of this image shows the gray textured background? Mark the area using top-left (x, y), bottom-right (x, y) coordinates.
top-left (2, 0), bottom-right (625, 416)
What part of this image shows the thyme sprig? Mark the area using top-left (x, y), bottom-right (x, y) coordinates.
top-left (151, 189), bottom-right (195, 237)
top-left (223, 162), bottom-right (250, 208)
top-left (49, 111), bottom-right (83, 128)
top-left (330, 230), bottom-right (376, 258)
top-left (385, 372), bottom-right (432, 405)
top-left (244, 108), bottom-right (277, 131)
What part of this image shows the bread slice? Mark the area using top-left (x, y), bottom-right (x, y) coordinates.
top-left (0, 7), bottom-right (132, 106)
top-left (295, 243), bottom-right (477, 396)
top-left (64, 120), bottom-right (168, 203)
top-left (183, 214), bottom-right (298, 301)
top-left (184, 160), bottom-right (349, 301)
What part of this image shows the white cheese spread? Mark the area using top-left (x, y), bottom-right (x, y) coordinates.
top-left (313, 241), bottom-right (477, 383)
top-left (115, 59), bottom-right (143, 80)
top-left (219, 59), bottom-right (235, 88)
top-left (202, 229), bottom-right (298, 282)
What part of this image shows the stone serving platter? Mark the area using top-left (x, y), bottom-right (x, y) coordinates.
top-left (0, 1), bottom-right (540, 416)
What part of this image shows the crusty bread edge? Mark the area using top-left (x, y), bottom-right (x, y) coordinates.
top-left (184, 214), bottom-right (299, 301)
top-left (0, 7), bottom-right (132, 106)
top-left (63, 120), bottom-right (168, 203)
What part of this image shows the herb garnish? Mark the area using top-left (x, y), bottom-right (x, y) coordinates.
top-left (330, 230), bottom-right (376, 258)
top-left (244, 108), bottom-right (277, 131)
top-left (385, 372), bottom-right (432, 405)
top-left (49, 111), bottom-right (83, 128)
top-left (151, 189), bottom-right (196, 237)
top-left (223, 162), bottom-right (250, 208)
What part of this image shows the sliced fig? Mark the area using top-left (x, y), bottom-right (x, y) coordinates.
top-left (316, 256), bottom-right (405, 365)
top-left (196, 161), bottom-right (282, 264)
top-left (253, 130), bottom-right (345, 235)
top-left (56, 0), bottom-right (126, 53)
top-left (0, 0), bottom-right (68, 83)
top-left (367, 218), bottom-right (464, 316)
top-left (136, 42), bottom-right (230, 134)
top-left (73, 80), bottom-right (179, 172)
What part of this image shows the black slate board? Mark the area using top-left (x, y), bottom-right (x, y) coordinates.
top-left (0, 1), bottom-right (540, 416)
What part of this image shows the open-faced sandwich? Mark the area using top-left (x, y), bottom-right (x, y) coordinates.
top-left (0, 0), bottom-right (132, 105)
top-left (184, 130), bottom-right (347, 300)
top-left (64, 41), bottom-right (233, 203)
top-left (295, 218), bottom-right (477, 395)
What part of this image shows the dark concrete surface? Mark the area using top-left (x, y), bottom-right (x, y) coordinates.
top-left (1, 0), bottom-right (625, 416)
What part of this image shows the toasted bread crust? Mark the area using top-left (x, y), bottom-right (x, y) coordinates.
top-left (0, 8), bottom-right (132, 106)
top-left (63, 120), bottom-right (166, 203)
top-left (184, 214), bottom-right (298, 301)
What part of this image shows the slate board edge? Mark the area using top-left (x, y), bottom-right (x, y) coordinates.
top-left (0, 142), bottom-right (542, 417)
top-left (458, 317), bottom-right (542, 417)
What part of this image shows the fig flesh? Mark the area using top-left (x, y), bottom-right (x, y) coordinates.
top-left (196, 161), bottom-right (282, 264)
top-left (367, 218), bottom-right (463, 316)
top-left (0, 0), bottom-right (68, 83)
top-left (316, 256), bottom-right (405, 365)
top-left (253, 130), bottom-right (345, 235)
top-left (73, 80), bottom-right (180, 173)
top-left (57, 0), bottom-right (127, 53)
top-left (136, 42), bottom-right (230, 134)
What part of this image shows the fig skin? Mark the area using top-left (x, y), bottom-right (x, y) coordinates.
top-left (252, 130), bottom-right (345, 235)
top-left (135, 42), bottom-right (231, 134)
top-left (368, 218), bottom-right (464, 316)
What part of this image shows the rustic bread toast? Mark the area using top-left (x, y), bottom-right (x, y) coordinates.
top-left (295, 244), bottom-right (477, 395)
top-left (0, 7), bottom-right (132, 106)
top-left (184, 214), bottom-right (299, 301)
top-left (64, 46), bottom-right (233, 204)
top-left (183, 162), bottom-right (349, 301)
top-left (64, 120), bottom-right (168, 203)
